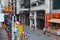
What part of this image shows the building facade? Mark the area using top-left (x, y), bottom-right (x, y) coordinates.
top-left (16, 0), bottom-right (60, 31)
top-left (30, 0), bottom-right (60, 35)
top-left (30, 0), bottom-right (46, 29)
top-left (1, 0), bottom-right (60, 35)
top-left (16, 0), bottom-right (30, 25)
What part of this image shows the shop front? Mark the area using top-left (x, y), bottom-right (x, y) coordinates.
top-left (36, 10), bottom-right (45, 30)
top-left (47, 19), bottom-right (60, 35)
top-left (19, 12), bottom-right (30, 25)
top-left (30, 12), bottom-right (37, 29)
top-left (25, 13), bottom-right (30, 25)
top-left (29, 13), bottom-right (35, 28)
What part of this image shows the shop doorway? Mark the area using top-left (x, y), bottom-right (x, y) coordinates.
top-left (40, 19), bottom-right (45, 30)
top-left (37, 19), bottom-right (45, 30)
top-left (36, 10), bottom-right (45, 30)
top-left (37, 19), bottom-right (40, 29)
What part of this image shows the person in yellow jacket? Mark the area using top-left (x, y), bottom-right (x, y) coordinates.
top-left (18, 24), bottom-right (23, 35)
top-left (14, 21), bottom-right (19, 40)
top-left (18, 24), bottom-right (24, 40)
top-left (14, 21), bottom-right (24, 40)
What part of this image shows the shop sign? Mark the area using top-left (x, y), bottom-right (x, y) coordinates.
top-left (0, 13), bottom-right (4, 22)
top-left (37, 16), bottom-right (44, 19)
top-left (4, 7), bottom-right (12, 13)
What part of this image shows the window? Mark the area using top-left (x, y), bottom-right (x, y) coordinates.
top-left (31, 3), bottom-right (36, 7)
top-left (37, 11), bottom-right (45, 19)
top-left (53, 0), bottom-right (60, 9)
top-left (38, 0), bottom-right (45, 6)
top-left (32, 13), bottom-right (34, 15)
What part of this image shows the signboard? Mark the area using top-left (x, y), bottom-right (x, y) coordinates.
top-left (4, 7), bottom-right (12, 13)
top-left (0, 13), bottom-right (4, 22)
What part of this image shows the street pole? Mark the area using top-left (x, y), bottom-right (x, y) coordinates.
top-left (0, 1), bottom-right (1, 27)
top-left (11, 0), bottom-right (15, 40)
top-left (0, 2), bottom-right (2, 40)
top-left (11, 0), bottom-right (17, 40)
top-left (12, 16), bottom-right (14, 40)
top-left (50, 0), bottom-right (52, 28)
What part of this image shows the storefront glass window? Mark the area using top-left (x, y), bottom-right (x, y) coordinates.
top-left (32, 13), bottom-right (34, 16)
top-left (53, 0), bottom-right (60, 9)
top-left (31, 3), bottom-right (36, 7)
top-left (51, 23), bottom-right (60, 30)
top-left (38, 0), bottom-right (45, 6)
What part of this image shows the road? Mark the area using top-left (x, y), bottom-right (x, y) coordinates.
top-left (23, 24), bottom-right (55, 40)
top-left (0, 24), bottom-right (56, 40)
top-left (0, 27), bottom-right (8, 40)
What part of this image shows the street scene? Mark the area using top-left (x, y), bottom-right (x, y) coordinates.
top-left (0, 0), bottom-right (60, 40)
top-left (0, 24), bottom-right (60, 40)
top-left (0, 24), bottom-right (55, 40)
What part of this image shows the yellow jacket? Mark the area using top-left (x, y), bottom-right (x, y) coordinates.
top-left (14, 24), bottom-right (24, 36)
top-left (14, 23), bottom-right (16, 28)
top-left (18, 25), bottom-right (24, 36)
top-left (18, 25), bottom-right (23, 33)
top-left (14, 24), bottom-right (23, 32)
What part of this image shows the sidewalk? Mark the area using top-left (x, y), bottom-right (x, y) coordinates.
top-left (22, 24), bottom-right (60, 40)
top-left (0, 27), bottom-right (8, 40)
top-left (39, 29), bottom-right (60, 40)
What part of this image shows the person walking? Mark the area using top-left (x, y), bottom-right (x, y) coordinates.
top-left (14, 21), bottom-right (20, 40)
top-left (31, 23), bottom-right (35, 30)
top-left (43, 28), bottom-right (46, 35)
top-left (18, 24), bottom-right (23, 40)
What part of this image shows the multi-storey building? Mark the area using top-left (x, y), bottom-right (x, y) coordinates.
top-left (1, 0), bottom-right (60, 35)
top-left (16, 0), bottom-right (30, 25)
top-left (30, 0), bottom-right (60, 35)
top-left (30, 0), bottom-right (45, 30)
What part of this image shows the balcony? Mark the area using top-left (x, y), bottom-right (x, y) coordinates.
top-left (30, 5), bottom-right (45, 11)
top-left (31, 3), bottom-right (36, 7)
top-left (38, 1), bottom-right (45, 6)
top-left (30, 0), bottom-right (37, 4)
top-left (30, 0), bottom-right (45, 7)
top-left (20, 0), bottom-right (24, 5)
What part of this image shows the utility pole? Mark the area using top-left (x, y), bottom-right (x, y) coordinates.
top-left (11, 0), bottom-right (15, 40)
top-left (0, 0), bottom-right (1, 27)
top-left (11, 0), bottom-right (17, 40)
top-left (50, 0), bottom-right (52, 28)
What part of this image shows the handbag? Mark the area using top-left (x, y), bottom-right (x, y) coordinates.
top-left (2, 24), bottom-right (7, 29)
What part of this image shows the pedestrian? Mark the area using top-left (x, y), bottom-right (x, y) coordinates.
top-left (43, 28), bottom-right (46, 35)
top-left (31, 23), bottom-right (35, 30)
top-left (14, 26), bottom-right (18, 40)
top-left (14, 21), bottom-right (20, 40)
top-left (18, 23), bottom-right (24, 40)
top-left (57, 29), bottom-right (60, 36)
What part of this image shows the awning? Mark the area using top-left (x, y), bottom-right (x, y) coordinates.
top-left (48, 19), bottom-right (60, 23)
